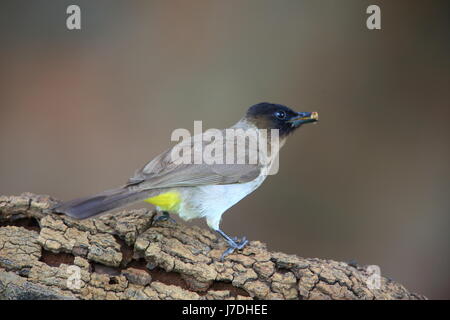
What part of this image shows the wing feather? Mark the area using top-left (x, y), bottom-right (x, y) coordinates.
top-left (127, 130), bottom-right (262, 190)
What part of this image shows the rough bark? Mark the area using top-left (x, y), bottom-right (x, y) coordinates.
top-left (0, 193), bottom-right (425, 300)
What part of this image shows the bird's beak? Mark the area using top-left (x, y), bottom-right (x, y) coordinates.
top-left (288, 111), bottom-right (319, 126)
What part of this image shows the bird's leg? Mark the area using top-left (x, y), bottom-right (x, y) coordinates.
top-left (215, 229), bottom-right (248, 261)
top-left (153, 211), bottom-right (176, 225)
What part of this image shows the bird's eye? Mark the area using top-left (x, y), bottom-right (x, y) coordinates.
top-left (274, 111), bottom-right (286, 120)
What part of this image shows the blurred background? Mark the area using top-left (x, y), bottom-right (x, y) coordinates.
top-left (0, 0), bottom-right (449, 298)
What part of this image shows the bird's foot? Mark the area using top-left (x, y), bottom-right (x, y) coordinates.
top-left (220, 237), bottom-right (248, 261)
top-left (215, 229), bottom-right (249, 261)
top-left (152, 211), bottom-right (176, 225)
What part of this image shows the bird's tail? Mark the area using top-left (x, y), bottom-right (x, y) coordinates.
top-left (53, 187), bottom-right (151, 220)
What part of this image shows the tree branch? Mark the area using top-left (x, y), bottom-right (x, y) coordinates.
top-left (0, 193), bottom-right (425, 300)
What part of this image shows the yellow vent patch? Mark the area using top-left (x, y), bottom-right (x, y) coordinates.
top-left (144, 191), bottom-right (181, 212)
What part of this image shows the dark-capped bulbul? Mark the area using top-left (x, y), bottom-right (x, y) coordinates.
top-left (55, 102), bottom-right (318, 259)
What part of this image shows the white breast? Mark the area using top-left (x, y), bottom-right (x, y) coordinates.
top-left (178, 172), bottom-right (268, 230)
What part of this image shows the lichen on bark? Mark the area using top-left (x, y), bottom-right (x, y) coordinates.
top-left (0, 193), bottom-right (426, 300)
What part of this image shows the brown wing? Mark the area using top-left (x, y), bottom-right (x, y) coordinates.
top-left (126, 130), bottom-right (262, 190)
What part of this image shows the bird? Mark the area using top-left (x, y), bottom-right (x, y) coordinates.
top-left (54, 102), bottom-right (318, 259)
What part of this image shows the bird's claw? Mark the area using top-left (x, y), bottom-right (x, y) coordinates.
top-left (220, 237), bottom-right (249, 261)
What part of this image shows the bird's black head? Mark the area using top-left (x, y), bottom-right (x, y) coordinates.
top-left (246, 102), bottom-right (318, 136)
